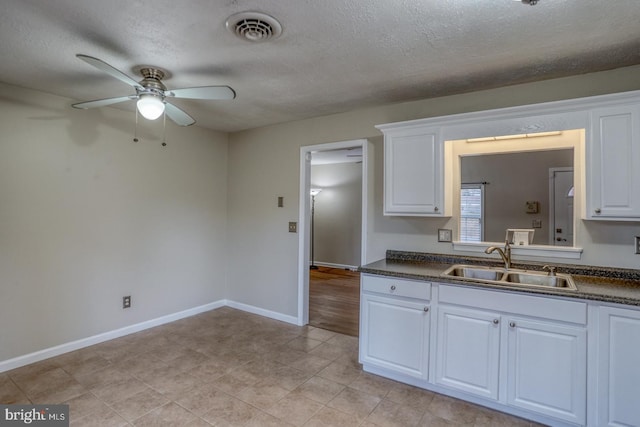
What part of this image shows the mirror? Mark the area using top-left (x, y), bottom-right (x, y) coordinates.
top-left (448, 129), bottom-right (584, 248)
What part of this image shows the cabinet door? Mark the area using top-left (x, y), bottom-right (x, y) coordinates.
top-left (588, 104), bottom-right (640, 219)
top-left (506, 317), bottom-right (586, 425)
top-left (383, 126), bottom-right (443, 216)
top-left (435, 305), bottom-right (501, 400)
top-left (598, 306), bottom-right (640, 427)
top-left (360, 293), bottom-right (430, 379)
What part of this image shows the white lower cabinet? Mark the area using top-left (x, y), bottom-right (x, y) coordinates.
top-left (360, 275), bottom-right (431, 379)
top-left (435, 305), bottom-right (501, 400)
top-left (597, 306), bottom-right (640, 427)
top-left (435, 285), bottom-right (587, 425)
top-left (506, 316), bottom-right (587, 425)
top-left (361, 277), bottom-right (591, 426)
top-left (434, 301), bottom-right (587, 425)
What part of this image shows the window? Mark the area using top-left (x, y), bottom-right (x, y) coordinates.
top-left (460, 183), bottom-right (484, 242)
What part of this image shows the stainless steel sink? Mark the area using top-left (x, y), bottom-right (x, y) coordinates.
top-left (440, 264), bottom-right (577, 291)
top-left (442, 265), bottom-right (505, 281)
top-left (503, 271), bottom-right (576, 290)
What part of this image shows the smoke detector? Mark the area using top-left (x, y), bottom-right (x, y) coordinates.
top-left (226, 12), bottom-right (282, 42)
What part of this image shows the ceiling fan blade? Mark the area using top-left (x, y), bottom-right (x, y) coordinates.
top-left (72, 95), bottom-right (136, 109)
top-left (166, 86), bottom-right (236, 100)
top-left (76, 54), bottom-right (143, 89)
top-left (164, 102), bottom-right (195, 126)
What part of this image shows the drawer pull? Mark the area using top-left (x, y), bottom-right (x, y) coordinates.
top-left (509, 322), bottom-right (516, 328)
top-left (595, 208), bottom-right (601, 214)
top-left (423, 307), bottom-right (429, 312)
top-left (390, 285), bottom-right (396, 291)
top-left (493, 319), bottom-right (499, 325)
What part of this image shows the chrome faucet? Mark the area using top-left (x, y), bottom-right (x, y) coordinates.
top-left (485, 240), bottom-right (512, 269)
top-left (542, 265), bottom-right (556, 276)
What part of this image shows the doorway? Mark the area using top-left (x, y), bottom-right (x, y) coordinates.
top-left (297, 139), bottom-right (369, 330)
top-left (308, 151), bottom-right (362, 336)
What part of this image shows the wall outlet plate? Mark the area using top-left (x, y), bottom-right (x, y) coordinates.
top-left (123, 295), bottom-right (131, 309)
top-left (438, 229), bottom-right (452, 242)
top-left (288, 222), bottom-right (297, 233)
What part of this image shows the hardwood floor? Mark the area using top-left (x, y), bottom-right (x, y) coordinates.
top-left (309, 266), bottom-right (360, 337)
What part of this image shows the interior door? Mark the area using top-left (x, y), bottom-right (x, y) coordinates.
top-left (550, 168), bottom-right (574, 246)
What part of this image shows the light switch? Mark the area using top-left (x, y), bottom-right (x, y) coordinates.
top-left (278, 196), bottom-right (284, 207)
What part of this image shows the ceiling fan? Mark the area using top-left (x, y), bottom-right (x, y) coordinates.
top-left (71, 54), bottom-right (236, 126)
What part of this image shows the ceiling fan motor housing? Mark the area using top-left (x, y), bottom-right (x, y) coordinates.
top-left (138, 68), bottom-right (167, 96)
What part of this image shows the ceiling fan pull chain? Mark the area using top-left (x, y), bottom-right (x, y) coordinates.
top-left (161, 110), bottom-right (167, 147)
top-left (133, 108), bottom-right (139, 142)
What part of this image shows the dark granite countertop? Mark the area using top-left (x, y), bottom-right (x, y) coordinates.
top-left (359, 250), bottom-right (640, 307)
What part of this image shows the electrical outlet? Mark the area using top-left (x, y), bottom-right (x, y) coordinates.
top-left (123, 295), bottom-right (131, 309)
top-left (288, 222), bottom-right (297, 233)
top-left (635, 236), bottom-right (640, 254)
top-left (438, 229), bottom-right (452, 242)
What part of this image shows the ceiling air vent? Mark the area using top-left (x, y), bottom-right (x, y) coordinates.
top-left (226, 12), bottom-right (282, 42)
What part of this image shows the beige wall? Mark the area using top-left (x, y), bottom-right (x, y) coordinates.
top-left (227, 65), bottom-right (640, 319)
top-left (311, 163), bottom-right (362, 267)
top-left (3, 64), bottom-right (640, 362)
top-left (0, 83), bottom-right (229, 361)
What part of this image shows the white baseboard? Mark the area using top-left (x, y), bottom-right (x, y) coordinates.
top-left (0, 299), bottom-right (303, 373)
top-left (312, 261), bottom-right (359, 271)
top-left (225, 300), bottom-right (299, 325)
top-left (0, 300), bottom-right (226, 373)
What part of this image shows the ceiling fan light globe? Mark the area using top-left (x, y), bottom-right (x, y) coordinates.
top-left (137, 95), bottom-right (165, 120)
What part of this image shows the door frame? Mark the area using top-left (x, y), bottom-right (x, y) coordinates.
top-left (297, 139), bottom-right (370, 326)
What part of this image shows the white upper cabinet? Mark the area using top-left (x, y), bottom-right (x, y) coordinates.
top-left (376, 90), bottom-right (640, 223)
top-left (588, 103), bottom-right (640, 219)
top-left (378, 125), bottom-right (445, 216)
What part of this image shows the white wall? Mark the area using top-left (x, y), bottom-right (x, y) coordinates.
top-left (0, 83), bottom-right (229, 362)
top-left (311, 162), bottom-right (362, 267)
top-left (227, 65), bottom-right (640, 319)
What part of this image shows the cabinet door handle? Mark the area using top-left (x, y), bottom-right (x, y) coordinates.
top-left (493, 319), bottom-right (499, 324)
top-left (423, 307), bottom-right (429, 312)
top-left (595, 208), bottom-right (601, 214)
top-left (390, 285), bottom-right (396, 291)
top-left (509, 322), bottom-right (516, 328)
top-left (434, 206), bottom-right (439, 212)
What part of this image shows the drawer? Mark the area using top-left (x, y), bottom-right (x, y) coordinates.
top-left (362, 274), bottom-right (431, 300)
top-left (438, 283), bottom-right (587, 324)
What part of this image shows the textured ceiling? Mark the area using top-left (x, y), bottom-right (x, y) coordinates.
top-left (0, 0), bottom-right (639, 133)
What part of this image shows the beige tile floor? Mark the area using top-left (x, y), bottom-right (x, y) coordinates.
top-left (0, 307), bottom-right (545, 426)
